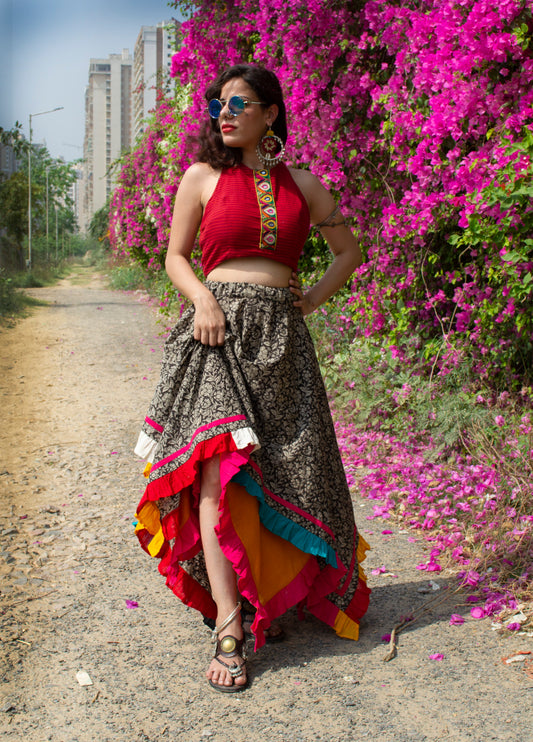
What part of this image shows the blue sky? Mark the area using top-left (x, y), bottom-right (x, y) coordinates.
top-left (0, 0), bottom-right (183, 162)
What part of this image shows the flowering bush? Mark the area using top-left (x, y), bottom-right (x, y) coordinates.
top-left (110, 88), bottom-right (191, 272)
top-left (109, 0), bottom-right (533, 622)
top-left (110, 0), bottom-right (533, 384)
top-left (335, 402), bottom-right (533, 621)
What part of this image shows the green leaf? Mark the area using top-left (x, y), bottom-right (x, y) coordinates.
top-left (502, 251), bottom-right (522, 264)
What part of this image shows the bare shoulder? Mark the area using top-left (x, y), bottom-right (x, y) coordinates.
top-left (181, 161), bottom-right (219, 187)
top-left (179, 162), bottom-right (221, 206)
top-left (287, 166), bottom-right (323, 197)
top-left (287, 166), bottom-right (336, 223)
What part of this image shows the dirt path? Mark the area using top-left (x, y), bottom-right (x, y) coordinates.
top-left (1, 268), bottom-right (531, 742)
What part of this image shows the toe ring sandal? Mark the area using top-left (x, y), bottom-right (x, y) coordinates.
top-left (210, 634), bottom-right (248, 693)
top-left (209, 603), bottom-right (248, 693)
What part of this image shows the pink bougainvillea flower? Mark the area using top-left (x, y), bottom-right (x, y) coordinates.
top-left (125, 600), bottom-right (139, 609)
top-left (381, 530), bottom-right (393, 535)
top-left (429, 654), bottom-right (445, 661)
top-left (470, 607), bottom-right (485, 619)
top-left (449, 614), bottom-right (465, 625)
top-left (464, 571), bottom-right (480, 586)
top-left (108, 0), bottom-right (533, 631)
top-left (381, 634), bottom-right (392, 642)
top-left (506, 623), bottom-right (521, 631)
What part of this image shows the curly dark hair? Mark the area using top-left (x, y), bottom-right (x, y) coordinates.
top-left (197, 64), bottom-right (288, 170)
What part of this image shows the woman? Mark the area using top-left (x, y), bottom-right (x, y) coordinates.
top-left (134, 64), bottom-right (370, 692)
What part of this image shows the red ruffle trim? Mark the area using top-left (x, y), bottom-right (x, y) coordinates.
top-left (138, 432), bottom-right (248, 507)
top-left (135, 434), bottom-right (370, 647)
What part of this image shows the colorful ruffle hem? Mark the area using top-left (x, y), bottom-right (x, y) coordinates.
top-left (134, 282), bottom-right (370, 649)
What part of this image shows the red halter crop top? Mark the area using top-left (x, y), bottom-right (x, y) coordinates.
top-left (199, 162), bottom-right (310, 277)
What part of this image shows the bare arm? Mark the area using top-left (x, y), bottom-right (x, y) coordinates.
top-left (289, 169), bottom-right (362, 315)
top-left (165, 163), bottom-right (226, 346)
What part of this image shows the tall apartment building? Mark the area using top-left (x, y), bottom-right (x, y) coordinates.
top-left (132, 20), bottom-right (180, 143)
top-left (80, 49), bottom-right (132, 231)
top-left (0, 142), bottom-right (20, 181)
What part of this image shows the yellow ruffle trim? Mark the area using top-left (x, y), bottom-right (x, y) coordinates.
top-left (333, 534), bottom-right (371, 641)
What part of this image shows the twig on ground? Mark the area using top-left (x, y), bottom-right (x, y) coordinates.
top-left (1, 589), bottom-right (59, 609)
top-left (383, 585), bottom-right (462, 662)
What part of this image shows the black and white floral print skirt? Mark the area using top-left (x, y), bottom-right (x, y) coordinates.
top-left (134, 281), bottom-right (370, 649)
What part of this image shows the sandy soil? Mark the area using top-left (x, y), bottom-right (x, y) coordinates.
top-left (1, 267), bottom-right (532, 742)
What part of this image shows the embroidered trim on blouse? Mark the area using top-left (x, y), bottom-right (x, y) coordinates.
top-left (253, 168), bottom-right (278, 250)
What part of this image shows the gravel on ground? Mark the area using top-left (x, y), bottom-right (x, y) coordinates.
top-left (1, 268), bottom-right (532, 742)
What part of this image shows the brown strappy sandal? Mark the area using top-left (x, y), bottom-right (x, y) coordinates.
top-left (209, 603), bottom-right (248, 693)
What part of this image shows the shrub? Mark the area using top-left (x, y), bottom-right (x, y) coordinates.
top-left (0, 269), bottom-right (24, 316)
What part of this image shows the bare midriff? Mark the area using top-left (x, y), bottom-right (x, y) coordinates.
top-left (206, 256), bottom-right (293, 288)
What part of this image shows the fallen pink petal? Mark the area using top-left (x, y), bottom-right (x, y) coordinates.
top-left (1, 4), bottom-right (529, 731)
top-left (449, 614), bottom-right (465, 626)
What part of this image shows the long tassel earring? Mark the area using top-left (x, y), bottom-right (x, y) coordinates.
top-left (256, 128), bottom-right (285, 168)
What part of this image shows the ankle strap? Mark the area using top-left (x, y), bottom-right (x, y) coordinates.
top-left (212, 602), bottom-right (242, 641)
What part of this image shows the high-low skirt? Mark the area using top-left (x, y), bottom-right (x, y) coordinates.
top-left (134, 281), bottom-right (370, 649)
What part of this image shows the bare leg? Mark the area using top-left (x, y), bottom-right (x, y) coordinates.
top-left (199, 456), bottom-right (246, 688)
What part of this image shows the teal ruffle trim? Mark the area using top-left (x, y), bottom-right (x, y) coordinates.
top-left (231, 469), bottom-right (338, 568)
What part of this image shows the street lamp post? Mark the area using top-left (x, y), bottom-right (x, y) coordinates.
top-left (45, 167), bottom-right (49, 240)
top-left (55, 206), bottom-right (59, 262)
top-left (27, 106), bottom-right (63, 269)
top-left (45, 166), bottom-right (50, 260)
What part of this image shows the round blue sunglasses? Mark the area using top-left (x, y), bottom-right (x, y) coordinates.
top-left (208, 95), bottom-right (265, 119)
